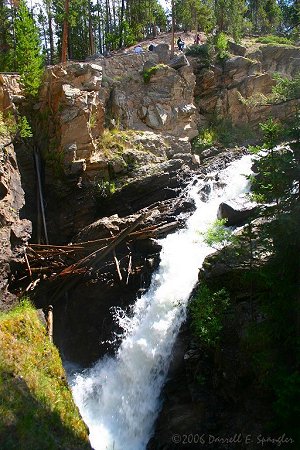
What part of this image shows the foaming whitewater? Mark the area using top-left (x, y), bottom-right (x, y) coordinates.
top-left (69, 155), bottom-right (253, 450)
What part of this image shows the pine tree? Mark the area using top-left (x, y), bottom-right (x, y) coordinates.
top-left (0, 0), bottom-right (15, 71)
top-left (247, 0), bottom-right (282, 33)
top-left (15, 0), bottom-right (44, 96)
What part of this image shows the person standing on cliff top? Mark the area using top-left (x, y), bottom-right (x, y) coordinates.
top-left (177, 37), bottom-right (184, 51)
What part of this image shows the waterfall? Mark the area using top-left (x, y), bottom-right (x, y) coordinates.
top-left (69, 155), bottom-right (253, 450)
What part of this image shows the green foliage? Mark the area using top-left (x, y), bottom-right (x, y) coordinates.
top-left (95, 179), bottom-right (116, 200)
top-left (97, 128), bottom-right (135, 155)
top-left (214, 0), bottom-right (247, 42)
top-left (190, 284), bottom-right (230, 348)
top-left (247, 0), bottom-right (282, 33)
top-left (248, 118), bottom-right (298, 208)
top-left (192, 128), bottom-right (216, 152)
top-left (121, 20), bottom-right (136, 47)
top-left (185, 43), bottom-right (212, 65)
top-left (271, 72), bottom-right (300, 103)
top-left (174, 0), bottom-right (215, 33)
top-left (215, 32), bottom-right (229, 60)
top-left (273, 371), bottom-right (300, 441)
top-left (243, 117), bottom-right (300, 441)
top-left (15, 0), bottom-right (44, 96)
top-left (239, 72), bottom-right (300, 106)
top-left (256, 35), bottom-right (295, 46)
top-left (193, 120), bottom-right (255, 151)
top-left (259, 117), bottom-right (281, 148)
top-left (0, 299), bottom-right (90, 449)
top-left (142, 64), bottom-right (167, 83)
top-left (18, 116), bottom-right (33, 138)
top-left (0, 0), bottom-right (15, 71)
top-left (202, 218), bottom-right (236, 249)
top-left (0, 113), bottom-right (32, 146)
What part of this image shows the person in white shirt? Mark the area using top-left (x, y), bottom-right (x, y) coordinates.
top-left (134, 45), bottom-right (143, 53)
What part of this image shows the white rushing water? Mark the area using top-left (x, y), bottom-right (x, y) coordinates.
top-left (69, 155), bottom-right (253, 450)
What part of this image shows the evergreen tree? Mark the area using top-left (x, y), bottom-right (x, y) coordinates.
top-left (214, 0), bottom-right (247, 41)
top-left (0, 0), bottom-right (15, 71)
top-left (247, 0), bottom-right (282, 33)
top-left (174, 0), bottom-right (215, 33)
top-left (15, 0), bottom-right (44, 96)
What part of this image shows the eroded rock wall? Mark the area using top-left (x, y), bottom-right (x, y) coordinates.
top-left (191, 44), bottom-right (300, 128)
top-left (35, 55), bottom-right (199, 242)
top-left (0, 76), bottom-right (31, 309)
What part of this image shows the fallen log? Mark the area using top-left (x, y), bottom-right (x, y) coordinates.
top-left (48, 212), bottom-right (150, 302)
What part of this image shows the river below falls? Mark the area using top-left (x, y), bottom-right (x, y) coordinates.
top-left (67, 155), bottom-right (253, 450)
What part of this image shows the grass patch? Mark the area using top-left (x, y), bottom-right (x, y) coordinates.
top-left (192, 120), bottom-right (256, 152)
top-left (0, 299), bottom-right (90, 450)
top-left (256, 35), bottom-right (295, 46)
top-left (97, 128), bottom-right (137, 157)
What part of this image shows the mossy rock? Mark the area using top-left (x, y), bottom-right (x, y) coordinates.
top-left (0, 299), bottom-right (90, 450)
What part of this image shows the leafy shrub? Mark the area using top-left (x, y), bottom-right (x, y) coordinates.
top-left (0, 113), bottom-right (32, 144)
top-left (189, 284), bottom-right (230, 348)
top-left (202, 218), bottom-right (235, 249)
top-left (271, 72), bottom-right (300, 102)
top-left (185, 43), bottom-right (212, 64)
top-left (95, 179), bottom-right (116, 200)
top-left (192, 128), bottom-right (216, 152)
top-left (256, 35), bottom-right (295, 46)
top-left (192, 121), bottom-right (256, 152)
top-left (215, 32), bottom-right (230, 60)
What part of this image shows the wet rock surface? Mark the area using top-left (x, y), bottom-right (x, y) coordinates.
top-left (217, 197), bottom-right (257, 226)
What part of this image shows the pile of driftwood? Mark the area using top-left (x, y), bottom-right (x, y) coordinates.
top-left (23, 214), bottom-right (178, 301)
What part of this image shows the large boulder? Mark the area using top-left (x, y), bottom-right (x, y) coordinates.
top-left (169, 54), bottom-right (189, 70)
top-left (228, 40), bottom-right (247, 57)
top-left (153, 43), bottom-right (170, 63)
top-left (217, 197), bottom-right (257, 226)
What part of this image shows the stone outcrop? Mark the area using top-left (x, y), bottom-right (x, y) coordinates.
top-left (35, 55), bottom-right (199, 242)
top-left (111, 63), bottom-right (198, 139)
top-left (38, 63), bottom-right (105, 170)
top-left (38, 54), bottom-right (198, 179)
top-left (191, 43), bottom-right (300, 128)
top-left (217, 196), bottom-right (257, 226)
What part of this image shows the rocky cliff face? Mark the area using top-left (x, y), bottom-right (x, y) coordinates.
top-left (0, 75), bottom-right (31, 310)
top-left (38, 53), bottom-right (197, 180)
top-left (35, 52), bottom-right (199, 242)
top-left (191, 43), bottom-right (300, 128)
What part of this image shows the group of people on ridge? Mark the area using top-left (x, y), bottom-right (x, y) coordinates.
top-left (177, 33), bottom-right (201, 51)
top-left (134, 32), bottom-right (202, 54)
